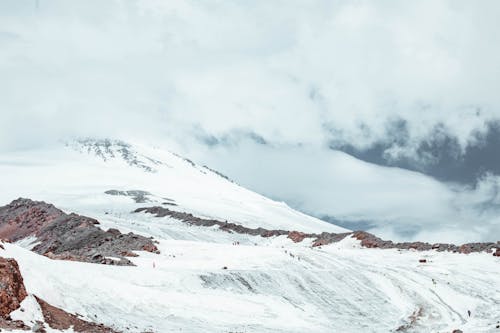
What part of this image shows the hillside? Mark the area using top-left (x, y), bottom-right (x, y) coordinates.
top-left (0, 139), bottom-right (499, 333)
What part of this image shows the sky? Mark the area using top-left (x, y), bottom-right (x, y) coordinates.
top-left (1, 0), bottom-right (500, 243)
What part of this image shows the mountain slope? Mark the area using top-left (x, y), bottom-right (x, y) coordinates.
top-left (0, 139), bottom-right (498, 333)
top-left (0, 139), bottom-right (348, 235)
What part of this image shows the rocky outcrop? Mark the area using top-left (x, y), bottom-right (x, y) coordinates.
top-left (35, 296), bottom-right (118, 333)
top-left (287, 231), bottom-right (310, 243)
top-left (0, 257), bottom-right (29, 330)
top-left (104, 190), bottom-right (152, 203)
top-left (311, 232), bottom-right (354, 247)
top-left (0, 199), bottom-right (159, 266)
top-left (0, 199), bottom-right (63, 242)
top-left (134, 206), bottom-right (289, 238)
top-left (349, 231), bottom-right (499, 254)
top-left (0, 257), bottom-right (28, 318)
top-left (135, 206), bottom-right (500, 256)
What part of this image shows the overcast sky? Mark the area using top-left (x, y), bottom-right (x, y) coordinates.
top-left (2, 0), bottom-right (500, 243)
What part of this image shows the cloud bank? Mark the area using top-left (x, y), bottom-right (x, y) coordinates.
top-left (1, 0), bottom-right (500, 241)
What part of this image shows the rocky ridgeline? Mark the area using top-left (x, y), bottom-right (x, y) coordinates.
top-left (135, 206), bottom-right (500, 256)
top-left (0, 199), bottom-right (159, 266)
top-left (134, 206), bottom-right (291, 238)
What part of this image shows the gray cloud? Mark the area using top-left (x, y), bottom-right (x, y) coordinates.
top-left (331, 119), bottom-right (500, 184)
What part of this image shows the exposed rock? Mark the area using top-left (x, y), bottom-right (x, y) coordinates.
top-left (202, 165), bottom-right (234, 183)
top-left (0, 198), bottom-right (159, 266)
top-left (419, 259), bottom-right (427, 263)
top-left (352, 231), bottom-right (391, 248)
top-left (104, 190), bottom-right (153, 203)
top-left (458, 244), bottom-right (472, 254)
top-left (287, 231), bottom-right (310, 243)
top-left (134, 206), bottom-right (288, 238)
top-left (0, 198), bottom-right (64, 242)
top-left (0, 317), bottom-right (29, 330)
top-left (0, 257), bottom-right (28, 318)
top-left (135, 205), bottom-right (499, 255)
top-left (395, 307), bottom-right (423, 332)
top-left (35, 296), bottom-right (118, 333)
top-left (311, 232), bottom-right (351, 247)
top-left (69, 138), bottom-right (160, 173)
top-left (494, 248), bottom-right (500, 257)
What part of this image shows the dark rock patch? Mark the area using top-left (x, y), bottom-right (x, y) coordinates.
top-left (104, 190), bottom-right (152, 203)
top-left (0, 198), bottom-right (159, 266)
top-left (287, 231), bottom-right (310, 243)
top-left (134, 206), bottom-right (288, 238)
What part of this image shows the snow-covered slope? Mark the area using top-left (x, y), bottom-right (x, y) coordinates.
top-left (0, 139), bottom-right (347, 234)
top-left (0, 139), bottom-right (499, 333)
top-left (2, 236), bottom-right (499, 333)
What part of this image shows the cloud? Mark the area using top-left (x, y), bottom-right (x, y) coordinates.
top-left (189, 141), bottom-right (500, 243)
top-left (1, 0), bottom-right (500, 242)
top-left (3, 0), bottom-right (500, 150)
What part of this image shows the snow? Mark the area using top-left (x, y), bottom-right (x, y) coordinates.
top-left (0, 139), bottom-right (499, 332)
top-left (2, 238), bottom-right (499, 333)
top-left (9, 295), bottom-right (74, 333)
top-left (0, 140), bottom-right (347, 234)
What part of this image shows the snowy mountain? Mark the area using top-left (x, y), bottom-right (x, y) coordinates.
top-left (0, 139), bottom-right (347, 235)
top-left (0, 139), bottom-right (499, 333)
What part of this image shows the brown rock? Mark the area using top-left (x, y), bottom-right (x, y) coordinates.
top-left (287, 231), bottom-right (308, 243)
top-left (312, 239), bottom-right (328, 247)
top-left (493, 248), bottom-right (500, 257)
top-left (0, 317), bottom-right (30, 330)
top-left (35, 296), bottom-right (118, 333)
top-left (419, 259), bottom-right (427, 263)
top-left (458, 245), bottom-right (472, 254)
top-left (141, 243), bottom-right (159, 253)
top-left (0, 257), bottom-right (28, 318)
top-left (0, 199), bottom-right (160, 266)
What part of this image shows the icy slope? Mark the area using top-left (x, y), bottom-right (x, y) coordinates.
top-left (0, 139), bottom-right (499, 333)
top-left (0, 139), bottom-right (347, 234)
top-left (2, 236), bottom-right (499, 333)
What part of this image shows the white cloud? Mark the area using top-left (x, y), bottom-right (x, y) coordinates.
top-left (188, 141), bottom-right (500, 243)
top-left (2, 0), bottom-right (500, 149)
top-left (1, 0), bottom-right (500, 242)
